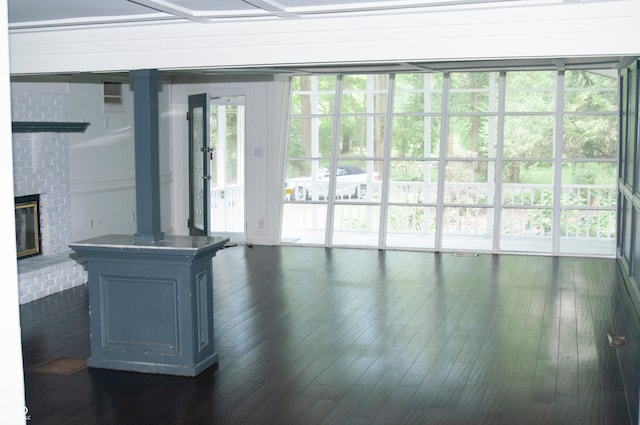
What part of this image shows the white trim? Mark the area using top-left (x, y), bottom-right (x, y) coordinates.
top-left (435, 73), bottom-right (450, 251)
top-left (552, 70), bottom-right (565, 254)
top-left (379, 73), bottom-right (395, 249)
top-left (493, 71), bottom-right (507, 253)
top-left (325, 76), bottom-right (343, 247)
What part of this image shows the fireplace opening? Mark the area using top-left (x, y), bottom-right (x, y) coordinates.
top-left (15, 194), bottom-right (41, 259)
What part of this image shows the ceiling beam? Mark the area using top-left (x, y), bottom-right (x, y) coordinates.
top-left (242, 0), bottom-right (287, 13)
top-left (241, 0), bottom-right (300, 18)
top-left (128, 0), bottom-right (211, 23)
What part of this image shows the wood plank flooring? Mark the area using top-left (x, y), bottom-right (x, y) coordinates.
top-left (20, 246), bottom-right (640, 424)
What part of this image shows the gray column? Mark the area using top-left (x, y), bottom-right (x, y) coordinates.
top-left (130, 69), bottom-right (164, 244)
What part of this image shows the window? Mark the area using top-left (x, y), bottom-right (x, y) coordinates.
top-left (281, 70), bottom-right (618, 257)
top-left (103, 82), bottom-right (123, 112)
top-left (559, 70), bottom-right (617, 254)
top-left (501, 71), bottom-right (556, 254)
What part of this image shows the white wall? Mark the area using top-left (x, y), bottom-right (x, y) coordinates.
top-left (245, 77), bottom-right (290, 245)
top-left (169, 76), bottom-right (289, 244)
top-left (11, 75), bottom-right (288, 249)
top-left (67, 81), bottom-right (136, 241)
top-left (8, 1), bottom-right (640, 75)
top-left (0, 0), bottom-right (27, 421)
top-left (64, 77), bottom-right (173, 241)
top-left (11, 72), bottom-right (288, 252)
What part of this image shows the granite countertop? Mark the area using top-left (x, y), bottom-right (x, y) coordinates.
top-left (70, 234), bottom-right (229, 252)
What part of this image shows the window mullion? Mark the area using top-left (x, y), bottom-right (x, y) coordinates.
top-left (325, 75), bottom-right (343, 247)
top-left (494, 72), bottom-right (507, 253)
top-left (379, 74), bottom-right (395, 249)
top-left (552, 70), bottom-right (565, 254)
top-left (435, 73), bottom-right (450, 251)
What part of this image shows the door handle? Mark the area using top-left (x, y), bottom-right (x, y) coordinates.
top-left (201, 147), bottom-right (215, 159)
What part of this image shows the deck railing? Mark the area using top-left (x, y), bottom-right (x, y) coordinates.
top-left (210, 184), bottom-right (245, 233)
top-left (284, 181), bottom-right (617, 240)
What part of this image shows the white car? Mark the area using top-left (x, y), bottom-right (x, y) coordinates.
top-left (284, 166), bottom-right (380, 201)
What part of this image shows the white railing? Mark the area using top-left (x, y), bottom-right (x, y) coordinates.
top-left (210, 184), bottom-right (244, 233)
top-left (283, 181), bottom-right (617, 240)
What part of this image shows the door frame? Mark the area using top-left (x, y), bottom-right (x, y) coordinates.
top-left (209, 95), bottom-right (247, 243)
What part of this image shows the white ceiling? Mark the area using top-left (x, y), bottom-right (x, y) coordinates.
top-left (6, 0), bottom-right (585, 29)
top-left (6, 0), bottom-right (632, 76)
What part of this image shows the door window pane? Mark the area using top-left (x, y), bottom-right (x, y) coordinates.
top-left (191, 105), bottom-right (205, 231)
top-left (223, 105), bottom-right (240, 185)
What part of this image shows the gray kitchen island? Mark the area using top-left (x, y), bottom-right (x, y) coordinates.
top-left (70, 234), bottom-right (228, 376)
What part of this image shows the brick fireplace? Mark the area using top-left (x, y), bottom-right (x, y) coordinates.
top-left (12, 88), bottom-right (87, 304)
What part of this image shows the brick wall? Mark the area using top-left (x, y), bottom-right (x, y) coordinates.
top-left (12, 87), bottom-right (87, 304)
top-left (17, 253), bottom-right (86, 304)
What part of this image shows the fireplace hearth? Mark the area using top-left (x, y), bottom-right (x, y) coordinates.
top-left (15, 194), bottom-right (41, 259)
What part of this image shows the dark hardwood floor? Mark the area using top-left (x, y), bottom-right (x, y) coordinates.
top-left (19, 246), bottom-right (640, 424)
